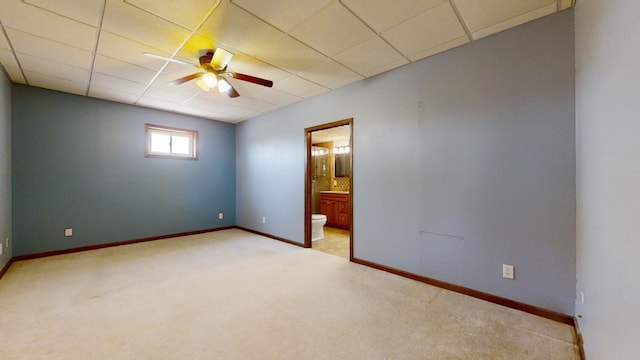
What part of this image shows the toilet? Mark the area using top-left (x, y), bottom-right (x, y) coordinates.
top-left (311, 214), bottom-right (327, 241)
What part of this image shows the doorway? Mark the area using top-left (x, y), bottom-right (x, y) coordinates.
top-left (304, 119), bottom-right (353, 260)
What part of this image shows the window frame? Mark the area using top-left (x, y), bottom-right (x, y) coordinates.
top-left (145, 123), bottom-right (199, 160)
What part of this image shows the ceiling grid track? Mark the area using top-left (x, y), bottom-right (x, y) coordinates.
top-left (0, 0), bottom-right (576, 123)
top-left (338, 0), bottom-right (412, 64)
top-left (217, 1), bottom-right (330, 88)
top-left (0, 20), bottom-right (28, 85)
top-left (449, 0), bottom-right (473, 42)
top-left (135, 0), bottom-right (224, 105)
top-left (85, 0), bottom-right (108, 96)
top-left (225, 2), bottom-right (333, 89)
top-left (123, 1), bottom-right (194, 32)
top-left (131, 0), bottom-right (306, 108)
top-left (228, 0), bottom-right (344, 93)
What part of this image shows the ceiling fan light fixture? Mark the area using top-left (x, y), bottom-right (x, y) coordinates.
top-left (217, 78), bottom-right (232, 93)
top-left (202, 73), bottom-right (218, 88)
top-left (196, 79), bottom-right (210, 91)
top-left (149, 47), bottom-right (272, 98)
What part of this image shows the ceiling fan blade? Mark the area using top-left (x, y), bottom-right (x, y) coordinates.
top-left (226, 83), bottom-right (240, 98)
top-left (168, 72), bottom-right (204, 86)
top-left (143, 52), bottom-right (196, 67)
top-left (210, 48), bottom-right (233, 70)
top-left (231, 72), bottom-right (273, 87)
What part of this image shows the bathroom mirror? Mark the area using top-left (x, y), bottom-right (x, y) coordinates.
top-left (335, 153), bottom-right (350, 177)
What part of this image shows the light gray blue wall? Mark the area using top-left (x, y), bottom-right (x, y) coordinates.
top-left (237, 10), bottom-right (575, 314)
top-left (12, 85), bottom-right (236, 256)
top-left (575, 0), bottom-right (639, 358)
top-left (0, 70), bottom-right (11, 268)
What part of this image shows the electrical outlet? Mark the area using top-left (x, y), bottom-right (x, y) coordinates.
top-left (502, 264), bottom-right (514, 279)
top-left (218, 212), bottom-right (224, 220)
top-left (262, 216), bottom-right (266, 224)
top-left (64, 228), bottom-right (73, 237)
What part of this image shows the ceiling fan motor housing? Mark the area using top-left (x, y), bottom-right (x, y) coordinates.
top-left (199, 52), bottom-right (214, 66)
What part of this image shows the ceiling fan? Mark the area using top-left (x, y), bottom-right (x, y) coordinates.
top-left (143, 48), bottom-right (273, 98)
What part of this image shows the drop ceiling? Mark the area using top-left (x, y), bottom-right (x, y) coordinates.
top-left (0, 0), bottom-right (575, 123)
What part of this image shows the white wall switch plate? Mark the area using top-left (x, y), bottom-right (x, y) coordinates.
top-left (5, 237), bottom-right (8, 248)
top-left (502, 264), bottom-right (514, 279)
top-left (0, 243), bottom-right (3, 255)
top-left (218, 212), bottom-right (224, 220)
top-left (262, 216), bottom-right (266, 224)
top-left (64, 228), bottom-right (73, 237)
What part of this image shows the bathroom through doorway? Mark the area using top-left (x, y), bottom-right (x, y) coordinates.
top-left (304, 119), bottom-right (353, 260)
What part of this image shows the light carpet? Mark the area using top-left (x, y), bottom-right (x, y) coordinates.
top-left (0, 229), bottom-right (578, 359)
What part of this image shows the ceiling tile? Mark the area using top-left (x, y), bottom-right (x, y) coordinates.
top-left (97, 31), bottom-right (171, 71)
top-left (275, 75), bottom-right (327, 97)
top-left (558, 0), bottom-right (573, 10)
top-left (102, 0), bottom-right (191, 54)
top-left (213, 109), bottom-right (260, 123)
top-left (231, 0), bottom-right (333, 32)
top-left (199, 1), bottom-right (285, 56)
top-left (4, 66), bottom-right (27, 84)
top-left (248, 87), bottom-right (302, 107)
top-left (0, 0), bottom-right (97, 51)
top-left (88, 85), bottom-right (140, 104)
top-left (333, 36), bottom-right (407, 77)
top-left (468, 3), bottom-right (557, 40)
top-left (221, 95), bottom-right (279, 113)
top-left (362, 58), bottom-right (409, 77)
top-left (93, 55), bottom-right (158, 84)
top-left (181, 96), bottom-right (219, 111)
top-left (6, 29), bottom-right (93, 70)
top-left (0, 49), bottom-right (25, 83)
top-left (174, 106), bottom-right (226, 121)
top-left (183, 93), bottom-right (264, 121)
top-left (142, 86), bottom-right (194, 104)
top-left (454, 0), bottom-right (556, 33)
top-left (290, 2), bottom-right (375, 57)
top-left (381, 2), bottom-right (466, 58)
top-left (173, 106), bottom-right (210, 118)
top-left (0, 49), bottom-right (19, 69)
top-left (23, 0), bottom-right (104, 26)
top-left (0, 29), bottom-right (10, 49)
top-left (341, 0), bottom-right (446, 33)
top-left (136, 96), bottom-right (179, 111)
top-left (124, 0), bottom-right (221, 30)
top-left (24, 70), bottom-right (88, 96)
top-left (179, 93), bottom-right (261, 122)
top-left (407, 35), bottom-right (468, 61)
top-left (16, 53), bottom-right (91, 84)
top-left (297, 58), bottom-right (363, 89)
top-left (253, 35), bottom-right (325, 74)
top-left (183, 92), bottom-right (235, 111)
top-left (90, 72), bottom-right (148, 95)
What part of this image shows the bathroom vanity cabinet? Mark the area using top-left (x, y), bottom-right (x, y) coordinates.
top-left (319, 192), bottom-right (350, 229)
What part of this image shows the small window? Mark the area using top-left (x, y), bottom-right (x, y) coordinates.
top-left (145, 124), bottom-right (198, 160)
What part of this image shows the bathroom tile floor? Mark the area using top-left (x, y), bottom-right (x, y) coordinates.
top-left (312, 226), bottom-right (350, 259)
